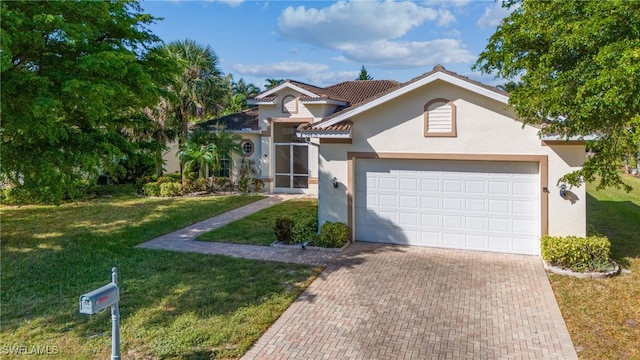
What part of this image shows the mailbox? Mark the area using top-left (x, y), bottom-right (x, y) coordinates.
top-left (79, 283), bottom-right (119, 315)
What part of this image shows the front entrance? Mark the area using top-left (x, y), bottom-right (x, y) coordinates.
top-left (275, 143), bottom-right (309, 191)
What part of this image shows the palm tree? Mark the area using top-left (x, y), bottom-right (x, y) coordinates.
top-left (234, 78), bottom-right (260, 98)
top-left (357, 65), bottom-right (373, 80)
top-left (211, 126), bottom-right (243, 166)
top-left (177, 129), bottom-right (219, 179)
top-left (163, 39), bottom-right (225, 140)
top-left (265, 78), bottom-right (284, 89)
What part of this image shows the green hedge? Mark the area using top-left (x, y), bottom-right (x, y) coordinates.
top-left (541, 235), bottom-right (611, 272)
top-left (160, 182), bottom-right (183, 197)
top-left (291, 209), bottom-right (318, 243)
top-left (316, 222), bottom-right (350, 248)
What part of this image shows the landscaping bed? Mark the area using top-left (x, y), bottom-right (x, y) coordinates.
top-left (548, 175), bottom-right (640, 359)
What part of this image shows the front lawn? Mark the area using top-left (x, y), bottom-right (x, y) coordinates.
top-left (198, 197), bottom-right (318, 246)
top-left (549, 175), bottom-right (640, 360)
top-left (0, 191), bottom-right (321, 359)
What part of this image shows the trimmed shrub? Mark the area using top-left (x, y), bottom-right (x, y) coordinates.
top-left (317, 221), bottom-right (350, 248)
top-left (142, 182), bottom-right (160, 197)
top-left (274, 217), bottom-right (294, 244)
top-left (541, 235), bottom-right (612, 272)
top-left (184, 178), bottom-right (209, 194)
top-left (1, 187), bottom-right (58, 205)
top-left (291, 208), bottom-right (318, 243)
top-left (157, 174), bottom-right (181, 184)
top-left (160, 182), bottom-right (183, 197)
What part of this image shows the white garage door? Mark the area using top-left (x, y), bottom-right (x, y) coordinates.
top-left (355, 159), bottom-right (540, 255)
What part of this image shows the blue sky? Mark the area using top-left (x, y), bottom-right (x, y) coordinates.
top-left (141, 0), bottom-right (513, 90)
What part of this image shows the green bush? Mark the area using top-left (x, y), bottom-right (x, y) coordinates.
top-left (237, 177), bottom-right (251, 193)
top-left (64, 179), bottom-right (96, 200)
top-left (160, 182), bottom-right (183, 197)
top-left (541, 235), bottom-right (612, 272)
top-left (291, 208), bottom-right (318, 243)
top-left (141, 182), bottom-right (160, 197)
top-left (0, 186), bottom-right (58, 205)
top-left (184, 178), bottom-right (209, 194)
top-left (274, 217), bottom-right (293, 244)
top-left (157, 173), bottom-right (181, 184)
top-left (317, 221), bottom-right (350, 248)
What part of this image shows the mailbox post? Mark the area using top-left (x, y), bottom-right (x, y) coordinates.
top-left (79, 267), bottom-right (120, 360)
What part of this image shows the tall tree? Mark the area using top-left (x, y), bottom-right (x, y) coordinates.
top-left (163, 39), bottom-right (224, 140)
top-left (0, 0), bottom-right (174, 202)
top-left (357, 65), bottom-right (373, 80)
top-left (474, 0), bottom-right (640, 191)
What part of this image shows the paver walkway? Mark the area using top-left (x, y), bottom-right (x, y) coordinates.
top-left (137, 195), bottom-right (578, 360)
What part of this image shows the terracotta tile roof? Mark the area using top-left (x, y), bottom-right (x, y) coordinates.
top-left (316, 65), bottom-right (509, 125)
top-left (297, 121), bottom-right (352, 133)
top-left (198, 107), bottom-right (259, 131)
top-left (324, 80), bottom-right (402, 106)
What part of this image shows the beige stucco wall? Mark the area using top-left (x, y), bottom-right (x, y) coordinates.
top-left (162, 140), bottom-right (181, 175)
top-left (319, 80), bottom-right (586, 238)
top-left (258, 88), bottom-right (324, 194)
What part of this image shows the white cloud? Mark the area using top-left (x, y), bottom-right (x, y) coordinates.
top-left (437, 9), bottom-right (456, 27)
top-left (232, 61), bottom-right (328, 78)
top-left (278, 1), bottom-right (441, 47)
top-left (217, 0), bottom-right (244, 7)
top-left (338, 39), bottom-right (475, 69)
top-left (276, 1), bottom-right (473, 70)
top-left (477, 0), bottom-right (515, 29)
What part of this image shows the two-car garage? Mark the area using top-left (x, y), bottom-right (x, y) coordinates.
top-left (354, 159), bottom-right (542, 255)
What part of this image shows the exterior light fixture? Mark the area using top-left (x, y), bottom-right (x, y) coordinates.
top-left (332, 177), bottom-right (339, 188)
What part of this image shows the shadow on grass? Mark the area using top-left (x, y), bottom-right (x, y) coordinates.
top-left (587, 193), bottom-right (640, 268)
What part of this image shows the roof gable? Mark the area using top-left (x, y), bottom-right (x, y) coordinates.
top-left (316, 65), bottom-right (509, 129)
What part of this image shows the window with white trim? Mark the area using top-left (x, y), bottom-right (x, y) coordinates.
top-left (424, 98), bottom-right (457, 137)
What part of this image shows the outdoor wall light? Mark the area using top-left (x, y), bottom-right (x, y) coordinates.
top-left (559, 184), bottom-right (567, 198)
top-left (332, 177), bottom-right (339, 189)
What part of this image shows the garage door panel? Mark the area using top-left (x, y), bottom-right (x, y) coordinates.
top-left (443, 197), bottom-right (463, 211)
top-left (443, 215), bottom-right (463, 229)
top-left (466, 198), bottom-right (486, 212)
top-left (420, 214), bottom-right (440, 227)
top-left (443, 179), bottom-right (463, 193)
top-left (466, 216), bottom-right (487, 231)
top-left (489, 199), bottom-right (510, 213)
top-left (399, 178), bottom-right (418, 191)
top-left (399, 195), bottom-right (418, 208)
top-left (421, 179), bottom-right (440, 192)
top-left (465, 180), bottom-right (486, 194)
top-left (379, 194), bottom-right (397, 207)
top-left (421, 196), bottom-right (440, 209)
top-left (355, 159), bottom-right (540, 255)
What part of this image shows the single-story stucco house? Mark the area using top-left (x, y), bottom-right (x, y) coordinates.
top-left (163, 65), bottom-right (587, 256)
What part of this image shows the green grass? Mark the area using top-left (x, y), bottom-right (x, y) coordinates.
top-left (0, 191), bottom-right (321, 359)
top-left (198, 198), bottom-right (318, 246)
top-left (549, 175), bottom-right (640, 360)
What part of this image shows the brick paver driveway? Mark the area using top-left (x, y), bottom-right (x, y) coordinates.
top-left (243, 242), bottom-right (577, 360)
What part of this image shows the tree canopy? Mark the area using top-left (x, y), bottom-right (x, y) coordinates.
top-left (474, 0), bottom-right (640, 190)
top-left (357, 65), bottom-right (373, 80)
top-left (1, 0), bottom-right (175, 202)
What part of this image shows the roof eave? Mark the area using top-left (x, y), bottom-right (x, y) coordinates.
top-left (296, 130), bottom-right (352, 139)
top-left (299, 99), bottom-right (348, 106)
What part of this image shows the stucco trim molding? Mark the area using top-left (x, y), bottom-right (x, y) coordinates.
top-left (345, 152), bottom-right (549, 242)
